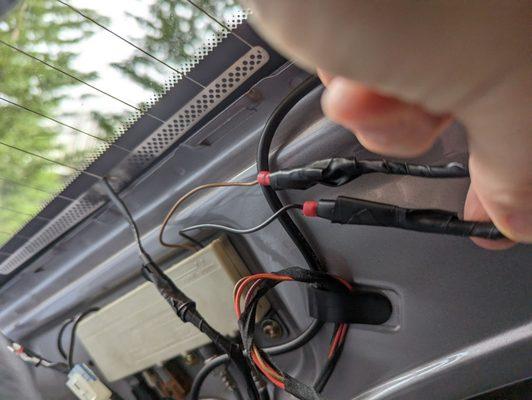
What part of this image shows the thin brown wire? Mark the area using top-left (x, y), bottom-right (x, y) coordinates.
top-left (159, 180), bottom-right (258, 250)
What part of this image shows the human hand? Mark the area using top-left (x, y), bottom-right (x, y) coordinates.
top-left (244, 0), bottom-right (531, 249)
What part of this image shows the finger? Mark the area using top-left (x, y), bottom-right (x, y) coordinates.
top-left (245, 1), bottom-right (529, 114)
top-left (463, 185), bottom-right (515, 250)
top-left (464, 64), bottom-right (532, 243)
top-left (321, 77), bottom-right (450, 157)
top-left (247, 0), bottom-right (532, 242)
top-left (316, 68), bottom-right (333, 86)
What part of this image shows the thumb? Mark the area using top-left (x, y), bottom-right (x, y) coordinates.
top-left (463, 185), bottom-right (514, 250)
top-left (462, 65), bottom-right (532, 243)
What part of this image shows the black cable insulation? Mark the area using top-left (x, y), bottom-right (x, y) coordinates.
top-left (101, 179), bottom-right (260, 400)
top-left (190, 320), bottom-right (323, 400)
top-left (180, 204), bottom-right (302, 236)
top-left (315, 196), bottom-right (504, 239)
top-left (255, 76), bottom-right (348, 398)
top-left (237, 268), bottom-right (350, 400)
top-left (257, 75), bottom-right (324, 272)
top-left (57, 318), bottom-right (74, 360)
top-left (313, 325), bottom-right (346, 393)
top-left (67, 307), bottom-right (100, 369)
top-left (266, 158), bottom-right (469, 190)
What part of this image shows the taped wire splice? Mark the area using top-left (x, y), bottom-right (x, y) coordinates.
top-left (305, 196), bottom-right (504, 239)
top-left (258, 158), bottom-right (469, 190)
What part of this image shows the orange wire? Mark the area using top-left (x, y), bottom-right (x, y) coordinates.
top-left (251, 347), bottom-right (282, 379)
top-left (251, 348), bottom-right (285, 388)
top-left (234, 273), bottom-right (353, 387)
top-left (233, 275), bottom-right (292, 387)
top-left (328, 325), bottom-right (343, 359)
top-left (340, 323), bottom-right (349, 343)
top-left (334, 276), bottom-right (353, 291)
top-left (328, 324), bottom-right (348, 359)
top-left (234, 274), bottom-right (293, 318)
top-left (244, 279), bottom-right (263, 306)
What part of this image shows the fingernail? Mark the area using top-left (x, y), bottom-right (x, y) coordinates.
top-left (504, 212), bottom-right (532, 242)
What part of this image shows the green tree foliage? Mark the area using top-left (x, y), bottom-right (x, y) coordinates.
top-left (0, 0), bottom-right (99, 240)
top-left (112, 0), bottom-right (241, 93)
top-left (0, 0), bottom-right (244, 246)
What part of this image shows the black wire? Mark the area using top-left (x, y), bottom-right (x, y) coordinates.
top-left (102, 178), bottom-right (260, 400)
top-left (102, 179), bottom-right (153, 266)
top-left (65, 313), bottom-right (126, 400)
top-left (190, 319), bottom-right (323, 400)
top-left (179, 204), bottom-right (302, 236)
top-left (57, 318), bottom-right (74, 360)
top-left (313, 326), bottom-right (346, 392)
top-left (190, 356), bottom-right (228, 400)
top-left (67, 307), bottom-right (100, 369)
top-left (255, 76), bottom-right (347, 396)
top-left (266, 320), bottom-right (322, 356)
top-left (179, 231), bottom-right (205, 249)
top-left (257, 75), bottom-right (324, 272)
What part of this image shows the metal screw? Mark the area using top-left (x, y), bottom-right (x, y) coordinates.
top-left (183, 352), bottom-right (198, 365)
top-left (261, 319), bottom-right (282, 339)
top-left (246, 88), bottom-right (263, 102)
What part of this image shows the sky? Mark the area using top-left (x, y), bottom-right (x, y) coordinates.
top-left (0, 0), bottom-right (244, 245)
top-left (67, 0), bottom-right (160, 114)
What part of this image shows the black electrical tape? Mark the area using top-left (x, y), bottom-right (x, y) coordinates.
top-left (307, 287), bottom-right (392, 325)
top-left (146, 264), bottom-right (259, 400)
top-left (317, 196), bottom-right (504, 239)
top-left (102, 180), bottom-right (259, 400)
top-left (241, 287), bottom-right (325, 400)
top-left (143, 262), bottom-right (196, 320)
top-left (285, 375), bottom-right (325, 400)
top-left (237, 267), bottom-right (354, 399)
top-left (268, 158), bottom-right (468, 190)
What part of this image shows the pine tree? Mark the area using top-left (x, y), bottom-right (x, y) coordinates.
top-left (0, 0), bottom-right (99, 241)
top-left (112, 0), bottom-right (241, 93)
top-left (0, 0), bottom-right (244, 244)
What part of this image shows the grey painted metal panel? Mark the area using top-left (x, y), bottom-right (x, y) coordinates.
top-left (0, 64), bottom-right (530, 400)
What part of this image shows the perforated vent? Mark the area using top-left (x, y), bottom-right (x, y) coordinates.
top-left (0, 45), bottom-right (269, 275)
top-left (0, 195), bottom-right (104, 274)
top-left (129, 46), bottom-right (268, 168)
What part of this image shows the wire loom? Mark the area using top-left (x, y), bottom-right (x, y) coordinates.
top-left (235, 267), bottom-right (354, 399)
top-left (160, 76), bottom-right (506, 400)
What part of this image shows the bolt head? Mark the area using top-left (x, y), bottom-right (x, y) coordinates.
top-left (261, 319), bottom-right (282, 339)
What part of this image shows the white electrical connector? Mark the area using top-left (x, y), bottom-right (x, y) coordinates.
top-left (66, 364), bottom-right (112, 400)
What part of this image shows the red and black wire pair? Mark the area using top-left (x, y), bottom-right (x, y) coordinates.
top-left (257, 158), bottom-right (504, 240)
top-left (234, 267), bottom-right (353, 399)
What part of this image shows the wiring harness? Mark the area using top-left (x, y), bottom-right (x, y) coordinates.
top-left (102, 179), bottom-right (260, 400)
top-left (155, 75), bottom-right (507, 400)
top-left (257, 157), bottom-right (469, 190)
top-left (234, 267), bottom-right (352, 399)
